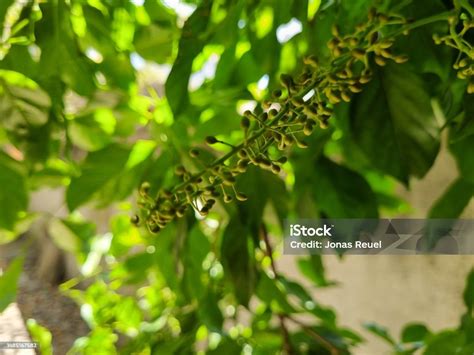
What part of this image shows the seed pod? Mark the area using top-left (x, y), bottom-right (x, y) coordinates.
top-left (241, 116), bottom-right (250, 130)
top-left (277, 156), bottom-right (288, 164)
top-left (378, 13), bottom-right (389, 23)
top-left (130, 215), bottom-right (140, 225)
top-left (347, 37), bottom-right (358, 47)
top-left (352, 48), bottom-right (365, 60)
top-left (273, 89), bottom-right (282, 98)
top-left (333, 47), bottom-right (342, 57)
top-left (368, 31), bottom-right (378, 45)
top-left (269, 108), bottom-right (279, 118)
top-left (189, 148), bottom-right (200, 158)
top-left (205, 186), bottom-right (215, 193)
top-left (339, 90), bottom-right (350, 102)
top-left (271, 164), bottom-right (281, 174)
top-left (176, 207), bottom-right (187, 218)
top-left (394, 55), bottom-right (409, 64)
top-left (206, 198), bottom-right (216, 206)
top-left (200, 206), bottom-right (209, 215)
top-left (235, 192), bottom-right (248, 201)
top-left (140, 181), bottom-right (150, 195)
top-left (349, 83), bottom-right (363, 93)
top-left (283, 135), bottom-right (295, 146)
top-left (303, 55), bottom-right (318, 68)
top-left (224, 195), bottom-right (233, 203)
top-left (379, 39), bottom-right (393, 49)
top-left (175, 165), bottom-right (186, 176)
top-left (238, 149), bottom-right (248, 158)
top-left (459, 58), bottom-right (469, 68)
top-left (223, 175), bottom-right (236, 186)
top-left (327, 38), bottom-right (339, 50)
top-left (150, 225), bottom-right (161, 233)
top-left (280, 74), bottom-right (294, 90)
top-left (303, 122), bottom-right (314, 136)
top-left (327, 90), bottom-right (341, 104)
top-left (260, 112), bottom-right (268, 122)
top-left (359, 74), bottom-right (371, 84)
top-left (296, 139), bottom-right (309, 149)
top-left (374, 55), bottom-right (386, 66)
top-left (468, 82), bottom-right (474, 94)
top-left (380, 49), bottom-right (392, 59)
top-left (211, 190), bottom-right (221, 198)
top-left (205, 136), bottom-right (218, 145)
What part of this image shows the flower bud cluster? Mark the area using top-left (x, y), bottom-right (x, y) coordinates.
top-left (434, 4), bottom-right (474, 93)
top-left (132, 10), bottom-right (410, 233)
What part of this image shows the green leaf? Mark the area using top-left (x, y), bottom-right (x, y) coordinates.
top-left (198, 290), bottom-right (224, 331)
top-left (450, 112), bottom-right (474, 182)
top-left (311, 157), bottom-right (378, 218)
top-left (0, 256), bottom-right (24, 312)
top-left (256, 273), bottom-right (296, 314)
top-left (235, 166), bottom-right (289, 228)
top-left (351, 63), bottom-right (440, 184)
top-left (0, 152), bottom-right (28, 230)
top-left (463, 269), bottom-right (474, 314)
top-left (401, 323), bottom-right (430, 343)
top-left (0, 71), bottom-right (51, 130)
top-left (428, 178), bottom-right (474, 218)
top-left (364, 322), bottom-right (396, 345)
top-left (165, 2), bottom-right (212, 117)
top-left (297, 255), bottom-right (334, 288)
top-left (36, 1), bottom-right (95, 96)
top-left (26, 319), bottom-right (53, 355)
top-left (0, 0), bottom-right (14, 26)
top-left (424, 331), bottom-right (468, 355)
top-left (220, 218), bottom-right (256, 306)
top-left (66, 144), bottom-right (131, 211)
top-left (183, 226), bottom-right (210, 299)
top-left (69, 109), bottom-right (116, 151)
top-left (134, 24), bottom-right (175, 63)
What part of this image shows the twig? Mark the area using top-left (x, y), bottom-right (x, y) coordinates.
top-left (260, 224), bottom-right (294, 354)
top-left (286, 316), bottom-right (340, 355)
top-left (260, 224), bottom-right (340, 355)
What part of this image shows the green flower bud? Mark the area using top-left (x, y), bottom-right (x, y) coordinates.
top-left (205, 136), bottom-right (218, 145)
top-left (189, 148), bottom-right (200, 158)
top-left (235, 192), bottom-right (248, 201)
top-left (271, 164), bottom-right (281, 174)
top-left (175, 165), bottom-right (186, 176)
top-left (130, 215), bottom-right (140, 225)
top-left (375, 55), bottom-right (387, 66)
top-left (394, 55), bottom-right (409, 64)
top-left (238, 149), bottom-right (248, 158)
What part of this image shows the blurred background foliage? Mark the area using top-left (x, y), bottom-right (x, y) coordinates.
top-left (0, 0), bottom-right (473, 354)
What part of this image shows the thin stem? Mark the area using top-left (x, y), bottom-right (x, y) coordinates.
top-left (260, 224), bottom-right (294, 354)
top-left (286, 316), bottom-right (340, 355)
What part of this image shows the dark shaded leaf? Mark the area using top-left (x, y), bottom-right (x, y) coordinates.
top-left (220, 218), bottom-right (256, 306)
top-left (66, 144), bottom-right (131, 210)
top-left (351, 63), bottom-right (439, 184)
top-left (165, 1), bottom-right (212, 117)
top-left (312, 157), bottom-right (378, 218)
top-left (0, 256), bottom-right (24, 312)
top-left (429, 178), bottom-right (474, 218)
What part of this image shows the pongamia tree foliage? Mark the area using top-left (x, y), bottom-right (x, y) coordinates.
top-left (0, 0), bottom-right (474, 354)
